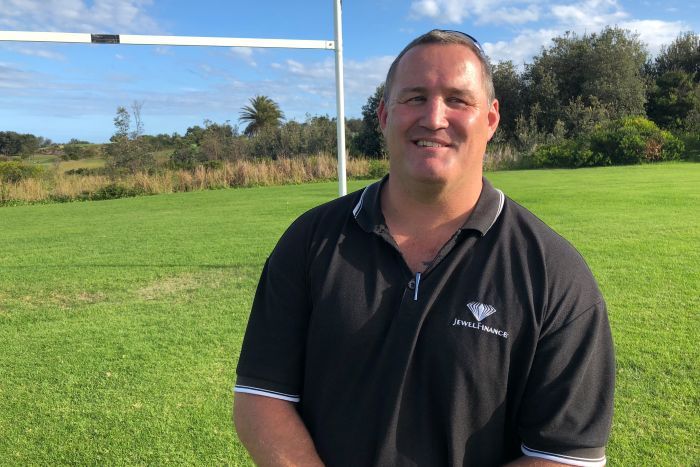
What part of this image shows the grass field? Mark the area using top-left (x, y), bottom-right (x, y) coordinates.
top-left (1, 163), bottom-right (698, 465)
top-left (23, 154), bottom-right (106, 173)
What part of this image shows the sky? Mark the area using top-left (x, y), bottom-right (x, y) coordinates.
top-left (0, 0), bottom-right (697, 143)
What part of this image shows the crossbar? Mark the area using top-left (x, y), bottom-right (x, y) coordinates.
top-left (0, 31), bottom-right (335, 50)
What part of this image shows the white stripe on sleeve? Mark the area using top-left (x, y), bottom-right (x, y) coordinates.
top-left (234, 385), bottom-right (300, 403)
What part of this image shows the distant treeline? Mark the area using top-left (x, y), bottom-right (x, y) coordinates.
top-left (2, 27), bottom-right (698, 170)
top-left (0, 132), bottom-right (53, 157)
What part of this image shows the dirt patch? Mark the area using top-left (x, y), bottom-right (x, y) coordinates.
top-left (136, 270), bottom-right (228, 301)
top-left (46, 291), bottom-right (107, 310)
top-left (11, 290), bottom-right (108, 311)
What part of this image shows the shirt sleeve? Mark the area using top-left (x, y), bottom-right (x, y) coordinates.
top-left (235, 216), bottom-right (312, 403)
top-left (507, 219), bottom-right (616, 466)
top-left (518, 279), bottom-right (615, 466)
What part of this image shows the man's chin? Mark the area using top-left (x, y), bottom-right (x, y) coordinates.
top-left (404, 170), bottom-right (450, 187)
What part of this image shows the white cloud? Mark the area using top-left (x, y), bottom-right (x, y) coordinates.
top-left (485, 28), bottom-right (561, 65)
top-left (479, 5), bottom-right (540, 25)
top-left (405, 0), bottom-right (691, 46)
top-left (273, 56), bottom-right (393, 94)
top-left (230, 47), bottom-right (257, 67)
top-left (620, 19), bottom-right (690, 56)
top-left (283, 58), bottom-right (335, 80)
top-left (154, 46), bottom-right (174, 56)
top-left (0, 62), bottom-right (36, 89)
top-left (0, 0), bottom-right (161, 34)
top-left (1, 44), bottom-right (65, 60)
top-left (408, 0), bottom-right (541, 25)
top-left (475, 0), bottom-right (691, 65)
top-left (410, 0), bottom-right (443, 18)
top-left (263, 55), bottom-right (394, 118)
top-left (550, 0), bottom-right (628, 30)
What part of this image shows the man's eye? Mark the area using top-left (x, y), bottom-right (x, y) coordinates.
top-left (401, 95), bottom-right (425, 104)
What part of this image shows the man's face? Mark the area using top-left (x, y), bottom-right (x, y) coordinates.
top-left (378, 43), bottom-right (499, 191)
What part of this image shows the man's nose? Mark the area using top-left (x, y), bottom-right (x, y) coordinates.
top-left (420, 98), bottom-right (449, 130)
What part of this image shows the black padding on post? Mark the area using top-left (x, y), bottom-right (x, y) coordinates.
top-left (91, 34), bottom-right (120, 44)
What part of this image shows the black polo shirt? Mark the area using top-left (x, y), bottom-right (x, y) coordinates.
top-left (236, 177), bottom-right (615, 467)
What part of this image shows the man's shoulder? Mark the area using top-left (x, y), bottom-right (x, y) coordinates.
top-left (499, 195), bottom-right (584, 259)
top-left (498, 194), bottom-right (604, 320)
top-left (272, 185), bottom-right (367, 254)
top-left (289, 186), bottom-right (365, 232)
top-left (497, 194), bottom-right (599, 279)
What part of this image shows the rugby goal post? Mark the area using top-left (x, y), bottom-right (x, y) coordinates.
top-left (0, 0), bottom-right (348, 196)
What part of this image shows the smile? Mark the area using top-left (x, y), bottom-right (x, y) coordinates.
top-left (415, 140), bottom-right (448, 148)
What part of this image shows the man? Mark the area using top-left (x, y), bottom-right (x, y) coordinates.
top-left (234, 30), bottom-right (615, 466)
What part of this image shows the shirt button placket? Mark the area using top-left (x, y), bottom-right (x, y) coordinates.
top-left (399, 278), bottom-right (424, 319)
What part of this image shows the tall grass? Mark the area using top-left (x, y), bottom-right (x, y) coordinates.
top-left (0, 154), bottom-right (383, 205)
top-left (484, 144), bottom-right (524, 171)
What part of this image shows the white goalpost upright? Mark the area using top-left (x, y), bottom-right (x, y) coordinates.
top-left (0, 0), bottom-right (348, 196)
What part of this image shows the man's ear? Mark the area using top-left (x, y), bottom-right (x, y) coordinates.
top-left (377, 98), bottom-right (388, 132)
top-left (486, 98), bottom-right (500, 141)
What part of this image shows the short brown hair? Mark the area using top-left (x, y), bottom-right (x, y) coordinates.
top-left (383, 29), bottom-right (495, 104)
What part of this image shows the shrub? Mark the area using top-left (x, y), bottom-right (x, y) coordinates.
top-left (88, 183), bottom-right (144, 201)
top-left (0, 161), bottom-right (44, 182)
top-left (62, 143), bottom-right (102, 160)
top-left (64, 167), bottom-right (109, 176)
top-left (589, 117), bottom-right (685, 165)
top-left (530, 116), bottom-right (685, 168)
top-left (531, 139), bottom-right (593, 168)
top-left (366, 159), bottom-right (388, 179)
top-left (678, 132), bottom-right (700, 161)
top-left (170, 143), bottom-right (203, 170)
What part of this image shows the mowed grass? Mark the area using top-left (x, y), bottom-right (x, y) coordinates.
top-left (56, 157), bottom-right (106, 172)
top-left (22, 154), bottom-right (106, 173)
top-left (1, 163), bottom-right (698, 465)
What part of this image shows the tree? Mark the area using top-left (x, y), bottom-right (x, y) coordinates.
top-left (239, 95), bottom-right (285, 136)
top-left (647, 70), bottom-right (700, 131)
top-left (62, 142), bottom-right (100, 160)
top-left (106, 104), bottom-right (154, 174)
top-left (652, 32), bottom-right (699, 81)
top-left (523, 28), bottom-right (648, 135)
top-left (646, 32), bottom-right (700, 132)
top-left (130, 100), bottom-right (145, 139)
top-left (491, 61), bottom-right (525, 142)
top-left (0, 131), bottom-right (43, 157)
top-left (200, 120), bottom-right (239, 161)
top-left (352, 83), bottom-right (385, 158)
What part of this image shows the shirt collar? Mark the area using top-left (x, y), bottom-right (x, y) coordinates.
top-left (353, 176), bottom-right (505, 237)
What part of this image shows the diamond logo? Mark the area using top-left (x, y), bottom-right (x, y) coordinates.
top-left (467, 301), bottom-right (496, 322)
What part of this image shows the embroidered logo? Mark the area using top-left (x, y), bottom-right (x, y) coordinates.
top-left (467, 301), bottom-right (496, 321)
top-left (453, 301), bottom-right (509, 339)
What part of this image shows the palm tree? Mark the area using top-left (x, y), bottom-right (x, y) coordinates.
top-left (239, 95), bottom-right (285, 136)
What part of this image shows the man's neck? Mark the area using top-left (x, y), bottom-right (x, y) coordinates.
top-left (380, 174), bottom-right (483, 274)
top-left (382, 174), bottom-right (483, 234)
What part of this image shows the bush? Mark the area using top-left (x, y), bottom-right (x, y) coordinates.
top-left (64, 167), bottom-right (109, 176)
top-left (367, 159), bottom-right (388, 179)
top-left (678, 132), bottom-right (700, 161)
top-left (88, 183), bottom-right (144, 201)
top-left (170, 143), bottom-right (203, 170)
top-left (62, 143), bottom-right (102, 160)
top-left (0, 161), bottom-right (44, 182)
top-left (529, 117), bottom-right (685, 168)
top-left (531, 139), bottom-right (596, 168)
top-left (589, 117), bottom-right (684, 165)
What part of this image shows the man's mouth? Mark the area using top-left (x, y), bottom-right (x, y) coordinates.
top-left (415, 140), bottom-right (448, 148)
